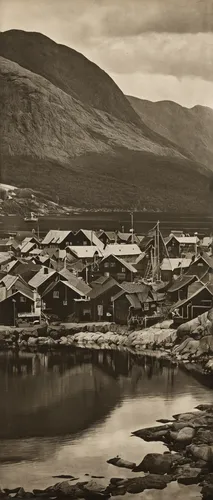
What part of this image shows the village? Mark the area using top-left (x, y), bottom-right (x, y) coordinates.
top-left (0, 222), bottom-right (212, 329)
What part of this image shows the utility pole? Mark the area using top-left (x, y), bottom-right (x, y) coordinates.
top-left (130, 211), bottom-right (134, 244)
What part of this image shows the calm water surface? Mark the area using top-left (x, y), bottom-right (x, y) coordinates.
top-left (0, 348), bottom-right (212, 499)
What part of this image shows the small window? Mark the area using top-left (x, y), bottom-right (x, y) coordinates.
top-left (144, 303), bottom-right (149, 311)
top-left (53, 291), bottom-right (60, 299)
top-left (110, 262), bottom-right (116, 268)
top-left (121, 267), bottom-right (126, 273)
top-left (20, 296), bottom-right (26, 303)
top-left (104, 262), bottom-right (109, 268)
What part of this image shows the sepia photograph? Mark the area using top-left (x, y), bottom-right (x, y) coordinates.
top-left (0, 1), bottom-right (213, 499)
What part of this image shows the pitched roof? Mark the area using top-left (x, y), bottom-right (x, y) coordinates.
top-left (42, 230), bottom-right (72, 245)
top-left (0, 274), bottom-right (18, 290)
top-left (28, 268), bottom-right (56, 289)
top-left (126, 294), bottom-right (141, 309)
top-left (89, 277), bottom-right (120, 300)
top-left (21, 242), bottom-right (35, 254)
top-left (172, 281), bottom-right (209, 310)
top-left (0, 252), bottom-right (13, 265)
top-left (168, 275), bottom-right (197, 293)
top-left (103, 244), bottom-right (141, 257)
top-left (0, 289), bottom-right (34, 303)
top-left (200, 237), bottom-right (213, 247)
top-left (167, 235), bottom-right (199, 245)
top-left (76, 230), bottom-right (104, 249)
top-left (120, 281), bottom-right (149, 294)
top-left (42, 278), bottom-right (90, 298)
top-left (67, 246), bottom-right (103, 259)
top-left (59, 268), bottom-right (91, 296)
top-left (193, 253), bottom-right (213, 269)
top-left (161, 258), bottom-right (191, 272)
top-left (29, 248), bottom-right (43, 255)
top-left (101, 254), bottom-right (137, 273)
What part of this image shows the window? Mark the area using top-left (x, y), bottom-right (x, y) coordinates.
top-left (20, 296), bottom-right (26, 303)
top-left (110, 262), bottom-right (116, 268)
top-left (53, 291), bottom-right (60, 299)
top-left (121, 267), bottom-right (126, 273)
top-left (104, 262), bottom-right (109, 268)
top-left (144, 303), bottom-right (149, 311)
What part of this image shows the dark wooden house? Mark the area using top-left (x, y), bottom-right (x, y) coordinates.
top-left (42, 278), bottom-right (90, 320)
top-left (172, 283), bottom-right (213, 321)
top-left (88, 276), bottom-right (121, 322)
top-left (112, 282), bottom-right (161, 324)
top-left (97, 254), bottom-right (138, 282)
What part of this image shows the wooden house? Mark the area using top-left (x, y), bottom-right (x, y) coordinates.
top-left (41, 230), bottom-right (74, 249)
top-left (41, 278), bottom-right (90, 320)
top-left (87, 276), bottom-right (121, 322)
top-left (167, 274), bottom-right (198, 303)
top-left (112, 282), bottom-right (161, 324)
top-left (172, 283), bottom-right (213, 321)
top-left (73, 230), bottom-right (104, 249)
top-left (97, 254), bottom-right (138, 282)
top-left (160, 258), bottom-right (192, 282)
top-left (165, 235), bottom-right (199, 258)
top-left (0, 288), bottom-right (36, 326)
top-left (186, 253), bottom-right (213, 278)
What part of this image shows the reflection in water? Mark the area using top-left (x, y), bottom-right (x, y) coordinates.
top-left (0, 348), bottom-right (212, 498)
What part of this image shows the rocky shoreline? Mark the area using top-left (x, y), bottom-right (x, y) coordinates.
top-left (1, 404), bottom-right (213, 499)
top-left (1, 310), bottom-right (213, 378)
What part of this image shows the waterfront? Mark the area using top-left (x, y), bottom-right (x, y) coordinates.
top-left (0, 349), bottom-right (212, 499)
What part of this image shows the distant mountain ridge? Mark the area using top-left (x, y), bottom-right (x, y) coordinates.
top-left (0, 30), bottom-right (212, 212)
top-left (127, 96), bottom-right (213, 172)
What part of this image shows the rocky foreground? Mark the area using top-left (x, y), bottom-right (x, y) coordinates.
top-left (1, 310), bottom-right (213, 377)
top-left (1, 404), bottom-right (213, 499)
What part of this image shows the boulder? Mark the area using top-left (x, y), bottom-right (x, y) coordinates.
top-left (107, 456), bottom-right (136, 470)
top-left (194, 429), bottom-right (213, 446)
top-left (187, 444), bottom-right (213, 463)
top-left (133, 452), bottom-right (173, 474)
top-left (126, 474), bottom-right (171, 493)
top-left (82, 480), bottom-right (109, 498)
top-left (45, 481), bottom-right (85, 498)
top-left (170, 426), bottom-right (195, 444)
top-left (175, 465), bottom-right (202, 485)
top-left (132, 424), bottom-right (170, 442)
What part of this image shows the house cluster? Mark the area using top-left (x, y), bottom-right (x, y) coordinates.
top-left (0, 227), bottom-right (212, 327)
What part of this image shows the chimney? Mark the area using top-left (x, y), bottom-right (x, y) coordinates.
top-left (44, 267), bottom-right (49, 274)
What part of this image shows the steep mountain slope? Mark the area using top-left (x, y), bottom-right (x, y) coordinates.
top-left (127, 96), bottom-right (213, 171)
top-left (0, 29), bottom-right (141, 126)
top-left (0, 30), bottom-right (212, 212)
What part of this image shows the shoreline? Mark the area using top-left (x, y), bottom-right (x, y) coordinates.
top-left (0, 320), bottom-right (212, 380)
top-left (1, 404), bottom-right (213, 499)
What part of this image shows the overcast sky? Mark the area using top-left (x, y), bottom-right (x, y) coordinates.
top-left (1, 0), bottom-right (213, 107)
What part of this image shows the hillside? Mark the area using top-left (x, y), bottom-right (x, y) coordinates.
top-left (127, 96), bottom-right (213, 171)
top-left (0, 30), bottom-right (212, 213)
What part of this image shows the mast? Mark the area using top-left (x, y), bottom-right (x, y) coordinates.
top-left (156, 220), bottom-right (160, 281)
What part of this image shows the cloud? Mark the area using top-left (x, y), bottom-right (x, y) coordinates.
top-left (110, 72), bottom-right (213, 108)
top-left (1, 0), bottom-right (213, 107)
top-left (100, 0), bottom-right (213, 36)
top-left (80, 33), bottom-right (213, 81)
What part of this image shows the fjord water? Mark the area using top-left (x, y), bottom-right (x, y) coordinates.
top-left (0, 349), bottom-right (212, 500)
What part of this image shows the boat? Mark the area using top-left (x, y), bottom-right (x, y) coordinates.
top-left (24, 212), bottom-right (38, 222)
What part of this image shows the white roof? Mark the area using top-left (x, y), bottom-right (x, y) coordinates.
top-left (103, 244), bottom-right (141, 257)
top-left (66, 246), bottom-right (103, 259)
top-left (201, 237), bottom-right (213, 247)
top-left (171, 236), bottom-right (199, 244)
top-left (161, 258), bottom-right (192, 271)
top-left (42, 230), bottom-right (72, 245)
top-left (28, 268), bottom-right (56, 289)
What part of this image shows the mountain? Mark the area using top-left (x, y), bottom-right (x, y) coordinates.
top-left (127, 96), bottom-right (213, 172)
top-left (0, 30), bottom-right (212, 212)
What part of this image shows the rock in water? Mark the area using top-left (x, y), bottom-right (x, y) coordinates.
top-left (107, 457), bottom-right (136, 469)
top-left (133, 453), bottom-right (173, 474)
